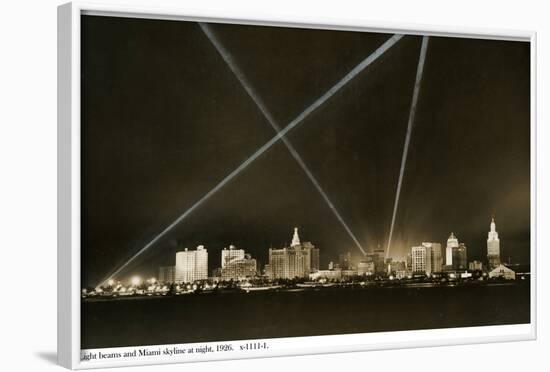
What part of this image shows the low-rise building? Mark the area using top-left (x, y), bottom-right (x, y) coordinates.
top-left (341, 269), bottom-right (357, 277)
top-left (309, 269), bottom-right (342, 281)
top-left (221, 245), bottom-right (245, 268)
top-left (489, 264), bottom-right (516, 280)
top-left (357, 261), bottom-right (375, 276)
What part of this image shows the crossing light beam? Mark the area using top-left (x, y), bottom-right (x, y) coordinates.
top-left (200, 23), bottom-right (375, 255)
top-left (98, 31), bottom-right (404, 286)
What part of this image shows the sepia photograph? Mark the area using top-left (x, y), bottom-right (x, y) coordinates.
top-left (79, 13), bottom-right (531, 354)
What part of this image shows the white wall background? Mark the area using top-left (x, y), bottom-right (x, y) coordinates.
top-left (0, 0), bottom-right (547, 370)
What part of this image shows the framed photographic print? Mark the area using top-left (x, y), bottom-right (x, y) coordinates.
top-left (58, 1), bottom-right (537, 369)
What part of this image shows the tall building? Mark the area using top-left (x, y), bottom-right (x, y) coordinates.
top-left (452, 243), bottom-right (468, 270)
top-left (269, 228), bottom-right (318, 279)
top-left (446, 233), bottom-right (459, 266)
top-left (406, 253), bottom-right (412, 271)
top-left (374, 247), bottom-right (386, 272)
top-left (338, 251), bottom-right (352, 270)
top-left (269, 246), bottom-right (310, 279)
top-left (365, 247), bottom-right (386, 274)
top-left (309, 269), bottom-right (342, 281)
top-left (411, 245), bottom-right (432, 275)
top-left (291, 227), bottom-right (301, 247)
top-left (487, 217), bottom-right (501, 269)
top-left (221, 245), bottom-right (245, 268)
top-left (175, 245), bottom-right (208, 283)
top-left (432, 243), bottom-right (443, 273)
top-left (422, 242), bottom-right (443, 273)
top-left (304, 241), bottom-right (320, 272)
top-left (221, 254), bottom-right (257, 280)
top-left (158, 266), bottom-right (175, 283)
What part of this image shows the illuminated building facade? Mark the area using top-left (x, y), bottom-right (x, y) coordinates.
top-left (487, 217), bottom-right (501, 269)
top-left (221, 245), bottom-right (245, 268)
top-left (175, 245), bottom-right (208, 283)
top-left (446, 232), bottom-right (459, 266)
top-left (221, 255), bottom-right (257, 280)
top-left (412, 245), bottom-right (432, 275)
top-left (304, 241), bottom-right (320, 272)
top-left (469, 260), bottom-right (483, 271)
top-left (268, 228), bottom-right (318, 279)
top-left (357, 261), bottom-right (375, 276)
top-left (489, 264), bottom-right (515, 280)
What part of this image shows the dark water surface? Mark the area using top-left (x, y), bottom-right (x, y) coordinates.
top-left (82, 283), bottom-right (530, 349)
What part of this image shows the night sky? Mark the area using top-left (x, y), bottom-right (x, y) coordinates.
top-left (81, 15), bottom-right (530, 287)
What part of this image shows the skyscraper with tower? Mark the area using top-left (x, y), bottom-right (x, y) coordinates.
top-left (446, 232), bottom-right (459, 267)
top-left (487, 217), bottom-right (501, 269)
top-left (268, 227), bottom-right (319, 279)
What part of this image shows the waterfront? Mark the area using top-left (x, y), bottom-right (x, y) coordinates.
top-left (82, 281), bottom-right (530, 349)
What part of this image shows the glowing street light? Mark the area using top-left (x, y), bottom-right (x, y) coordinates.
top-left (131, 276), bottom-right (142, 286)
top-left (107, 279), bottom-right (115, 286)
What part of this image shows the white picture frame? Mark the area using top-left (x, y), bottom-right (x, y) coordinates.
top-left (58, 1), bottom-right (537, 369)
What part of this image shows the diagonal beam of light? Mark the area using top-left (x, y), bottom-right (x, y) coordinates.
top-left (98, 31), bottom-right (404, 286)
top-left (385, 36), bottom-right (430, 260)
top-left (200, 23), bottom-right (367, 255)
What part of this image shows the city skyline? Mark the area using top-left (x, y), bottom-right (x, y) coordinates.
top-left (101, 217), bottom-right (521, 285)
top-left (81, 16), bottom-right (530, 287)
top-left (77, 14), bottom-right (532, 355)
top-left (93, 215), bottom-right (524, 286)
